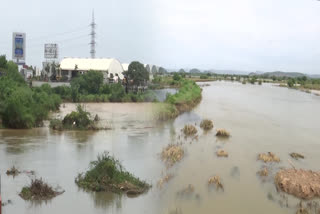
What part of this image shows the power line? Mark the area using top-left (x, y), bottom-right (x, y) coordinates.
top-left (0, 25), bottom-right (89, 45)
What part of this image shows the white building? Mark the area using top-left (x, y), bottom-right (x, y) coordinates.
top-left (60, 58), bottom-right (124, 82)
top-left (121, 63), bottom-right (130, 72)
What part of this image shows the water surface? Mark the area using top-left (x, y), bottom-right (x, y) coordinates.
top-left (1, 81), bottom-right (320, 214)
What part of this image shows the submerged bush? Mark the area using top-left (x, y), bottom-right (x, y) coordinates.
top-left (161, 144), bottom-right (184, 167)
top-left (200, 119), bottom-right (214, 131)
top-left (182, 124), bottom-right (197, 136)
top-left (75, 152), bottom-right (150, 194)
top-left (216, 129), bottom-right (230, 137)
top-left (50, 105), bottom-right (98, 130)
top-left (19, 178), bottom-right (64, 200)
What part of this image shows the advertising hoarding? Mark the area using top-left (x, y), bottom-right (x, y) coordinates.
top-left (12, 32), bottom-right (26, 65)
top-left (44, 44), bottom-right (58, 59)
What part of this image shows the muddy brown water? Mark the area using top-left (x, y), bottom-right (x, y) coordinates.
top-left (1, 82), bottom-right (320, 214)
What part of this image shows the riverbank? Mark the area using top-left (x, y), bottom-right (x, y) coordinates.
top-left (274, 83), bottom-right (320, 96)
top-left (155, 80), bottom-right (202, 120)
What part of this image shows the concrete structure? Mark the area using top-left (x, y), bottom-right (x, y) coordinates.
top-left (60, 58), bottom-right (124, 82)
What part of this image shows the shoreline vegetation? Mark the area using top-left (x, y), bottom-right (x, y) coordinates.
top-left (75, 152), bottom-right (151, 196)
top-left (155, 79), bottom-right (202, 121)
top-left (2, 53), bottom-right (319, 129)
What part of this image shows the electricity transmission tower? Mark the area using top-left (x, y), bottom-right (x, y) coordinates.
top-left (90, 11), bottom-right (96, 58)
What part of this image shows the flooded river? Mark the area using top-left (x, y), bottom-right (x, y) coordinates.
top-left (1, 81), bottom-right (320, 214)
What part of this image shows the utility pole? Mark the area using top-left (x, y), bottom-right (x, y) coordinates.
top-left (90, 10), bottom-right (96, 58)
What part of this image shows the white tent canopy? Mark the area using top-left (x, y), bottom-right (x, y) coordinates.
top-left (122, 63), bottom-right (130, 72)
top-left (60, 58), bottom-right (124, 80)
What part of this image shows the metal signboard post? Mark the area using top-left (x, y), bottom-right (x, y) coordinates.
top-left (12, 32), bottom-right (26, 65)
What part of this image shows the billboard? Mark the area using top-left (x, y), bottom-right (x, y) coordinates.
top-left (12, 32), bottom-right (26, 65)
top-left (44, 44), bottom-right (58, 59)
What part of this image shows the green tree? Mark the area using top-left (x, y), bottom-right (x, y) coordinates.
top-left (109, 83), bottom-right (125, 102)
top-left (127, 61), bottom-right (149, 85)
top-left (287, 78), bottom-right (295, 88)
top-left (71, 70), bottom-right (103, 94)
top-left (173, 73), bottom-right (182, 81)
top-left (0, 55), bottom-right (8, 70)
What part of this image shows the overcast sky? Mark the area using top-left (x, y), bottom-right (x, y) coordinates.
top-left (0, 0), bottom-right (320, 74)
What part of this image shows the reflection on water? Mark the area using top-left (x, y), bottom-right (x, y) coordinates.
top-left (1, 81), bottom-right (320, 214)
top-left (89, 191), bottom-right (122, 210)
top-left (153, 88), bottom-right (178, 102)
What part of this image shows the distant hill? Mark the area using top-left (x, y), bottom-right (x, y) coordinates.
top-left (207, 69), bottom-right (249, 75)
top-left (261, 71), bottom-right (305, 78)
top-left (249, 71), bottom-right (320, 79)
top-left (309, 74), bottom-right (320, 79)
top-left (189, 68), bottom-right (201, 73)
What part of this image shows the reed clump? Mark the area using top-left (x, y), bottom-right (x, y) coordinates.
top-left (182, 125), bottom-right (197, 136)
top-left (216, 129), bottom-right (230, 137)
top-left (200, 119), bottom-right (214, 131)
top-left (208, 176), bottom-right (224, 190)
top-left (258, 152), bottom-right (280, 163)
top-left (161, 144), bottom-right (184, 167)
top-left (216, 150), bottom-right (228, 157)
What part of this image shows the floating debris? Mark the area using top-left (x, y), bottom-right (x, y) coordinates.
top-left (6, 166), bottom-right (20, 176)
top-left (208, 176), bottom-right (224, 190)
top-left (216, 150), bottom-right (228, 157)
top-left (258, 152), bottom-right (280, 163)
top-left (216, 129), bottom-right (230, 137)
top-left (182, 125), bottom-right (197, 136)
top-left (290, 152), bottom-right (304, 160)
top-left (161, 144), bottom-right (184, 167)
top-left (19, 178), bottom-right (64, 201)
top-left (157, 174), bottom-right (173, 189)
top-left (258, 167), bottom-right (269, 177)
top-left (275, 169), bottom-right (320, 200)
top-left (200, 119), bottom-right (214, 131)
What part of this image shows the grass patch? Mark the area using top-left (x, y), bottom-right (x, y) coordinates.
top-left (216, 150), bottom-right (228, 157)
top-left (166, 80), bottom-right (202, 113)
top-left (182, 124), bottom-right (197, 136)
top-left (154, 79), bottom-right (202, 120)
top-left (75, 152), bottom-right (150, 195)
top-left (200, 119), bottom-right (213, 131)
top-left (154, 103), bottom-right (179, 121)
top-left (19, 178), bottom-right (64, 200)
top-left (161, 144), bottom-right (184, 167)
top-left (258, 152), bottom-right (280, 163)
